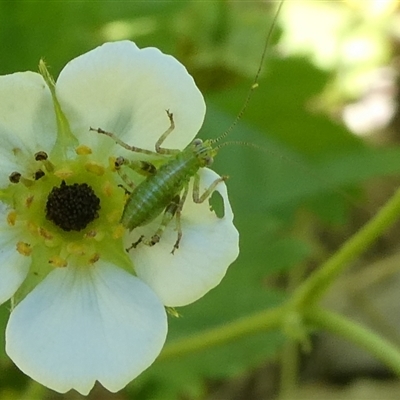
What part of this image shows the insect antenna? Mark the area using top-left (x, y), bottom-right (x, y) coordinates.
top-left (211, 0), bottom-right (285, 145)
top-left (215, 140), bottom-right (264, 151)
top-left (209, 1), bottom-right (372, 220)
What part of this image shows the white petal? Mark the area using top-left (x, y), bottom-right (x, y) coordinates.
top-left (131, 168), bottom-right (239, 307)
top-left (0, 72), bottom-right (56, 186)
top-left (6, 262), bottom-right (167, 395)
top-left (0, 204), bottom-right (30, 304)
top-left (56, 41), bottom-right (205, 156)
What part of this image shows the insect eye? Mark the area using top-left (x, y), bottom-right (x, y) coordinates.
top-left (205, 156), bottom-right (213, 166)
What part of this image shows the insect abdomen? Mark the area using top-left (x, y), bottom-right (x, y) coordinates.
top-left (121, 150), bottom-right (201, 231)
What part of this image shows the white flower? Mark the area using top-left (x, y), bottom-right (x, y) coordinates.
top-left (0, 41), bottom-right (239, 394)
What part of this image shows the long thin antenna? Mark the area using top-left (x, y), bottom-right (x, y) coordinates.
top-left (212, 0), bottom-right (284, 144)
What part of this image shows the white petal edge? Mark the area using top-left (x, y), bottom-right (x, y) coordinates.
top-left (0, 72), bottom-right (57, 186)
top-left (56, 41), bottom-right (206, 158)
top-left (6, 261), bottom-right (167, 395)
top-left (0, 203), bottom-right (30, 304)
top-left (131, 168), bottom-right (239, 307)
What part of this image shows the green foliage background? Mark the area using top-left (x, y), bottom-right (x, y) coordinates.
top-left (1, 1), bottom-right (400, 399)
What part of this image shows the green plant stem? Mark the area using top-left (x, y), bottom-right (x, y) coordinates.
top-left (279, 339), bottom-right (299, 400)
top-left (159, 307), bottom-right (284, 361)
top-left (291, 186), bottom-right (400, 310)
top-left (279, 211), bottom-right (312, 397)
top-left (306, 307), bottom-right (400, 375)
top-left (159, 305), bottom-right (400, 377)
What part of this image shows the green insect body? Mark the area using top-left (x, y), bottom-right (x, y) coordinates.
top-left (120, 138), bottom-right (215, 231)
top-left (92, 115), bottom-right (225, 254)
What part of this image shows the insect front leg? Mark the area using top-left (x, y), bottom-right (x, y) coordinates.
top-left (91, 109), bottom-right (180, 156)
top-left (90, 127), bottom-right (158, 156)
top-left (192, 173), bottom-right (229, 204)
top-left (155, 110), bottom-right (180, 155)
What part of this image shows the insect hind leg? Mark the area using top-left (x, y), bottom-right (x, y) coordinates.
top-left (132, 175), bottom-right (226, 254)
top-left (171, 184), bottom-right (189, 254)
top-left (127, 193), bottom-right (183, 253)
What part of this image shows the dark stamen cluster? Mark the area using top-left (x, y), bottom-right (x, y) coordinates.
top-left (45, 181), bottom-right (100, 231)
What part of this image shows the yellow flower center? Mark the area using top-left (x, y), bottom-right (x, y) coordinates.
top-left (2, 146), bottom-right (131, 277)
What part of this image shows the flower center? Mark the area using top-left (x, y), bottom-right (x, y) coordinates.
top-left (1, 145), bottom-right (132, 296)
top-left (45, 181), bottom-right (100, 232)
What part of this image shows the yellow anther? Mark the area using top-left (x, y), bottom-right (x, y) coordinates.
top-left (102, 180), bottom-right (113, 197)
top-left (39, 227), bottom-right (53, 240)
top-left (109, 156), bottom-right (118, 171)
top-left (85, 161), bottom-right (105, 176)
top-left (54, 168), bottom-right (74, 179)
top-left (25, 195), bottom-right (34, 208)
top-left (107, 209), bottom-right (121, 224)
top-left (16, 242), bottom-right (32, 256)
top-left (84, 230), bottom-right (104, 241)
top-left (7, 211), bottom-right (17, 226)
top-left (89, 253), bottom-right (100, 264)
top-left (112, 224), bottom-right (125, 239)
top-left (12, 147), bottom-right (22, 156)
top-left (49, 256), bottom-right (68, 268)
top-left (84, 230), bottom-right (97, 238)
top-left (75, 145), bottom-right (92, 155)
top-left (66, 242), bottom-right (86, 255)
top-left (27, 221), bottom-right (38, 235)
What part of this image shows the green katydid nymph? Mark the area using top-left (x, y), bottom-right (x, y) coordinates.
top-left (90, 111), bottom-right (226, 254)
